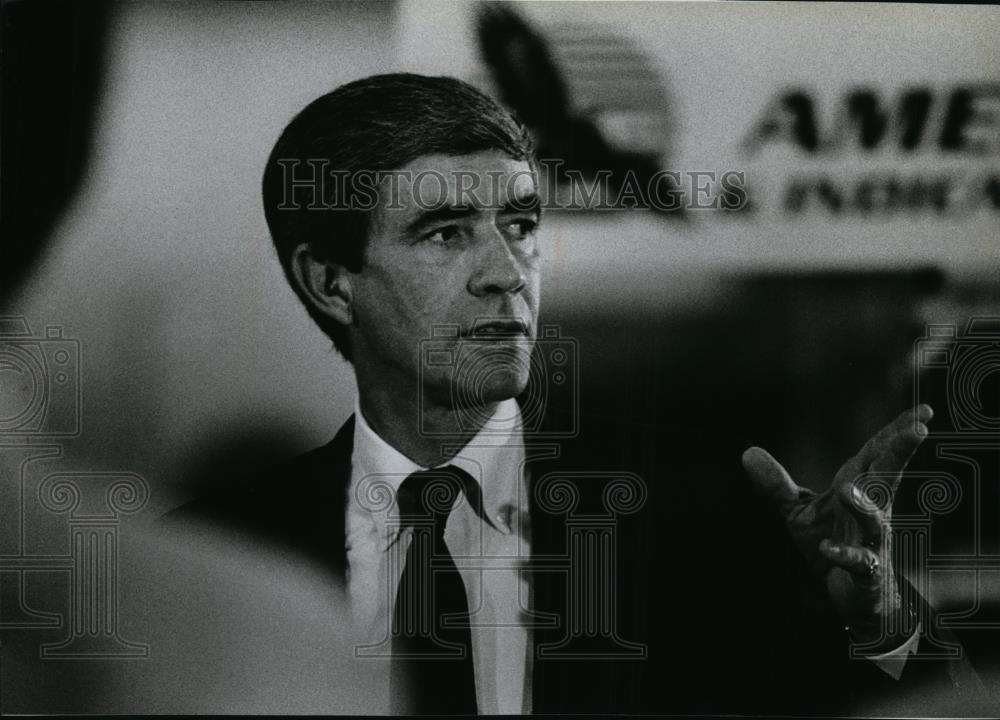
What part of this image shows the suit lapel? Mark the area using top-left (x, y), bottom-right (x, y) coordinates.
top-left (303, 414), bottom-right (354, 581)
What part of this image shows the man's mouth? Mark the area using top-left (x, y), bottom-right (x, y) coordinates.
top-left (466, 319), bottom-right (530, 339)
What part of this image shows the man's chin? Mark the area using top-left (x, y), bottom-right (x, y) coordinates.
top-left (477, 375), bottom-right (530, 404)
top-left (442, 370), bottom-right (528, 435)
top-left (453, 366), bottom-right (530, 406)
top-left (450, 340), bottom-right (532, 405)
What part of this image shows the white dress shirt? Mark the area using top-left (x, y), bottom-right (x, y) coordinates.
top-left (347, 398), bottom-right (533, 715)
top-left (344, 397), bottom-right (916, 713)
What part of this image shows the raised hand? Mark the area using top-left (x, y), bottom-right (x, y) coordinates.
top-left (741, 405), bottom-right (932, 648)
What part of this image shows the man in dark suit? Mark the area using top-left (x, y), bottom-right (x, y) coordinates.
top-left (174, 73), bottom-right (986, 714)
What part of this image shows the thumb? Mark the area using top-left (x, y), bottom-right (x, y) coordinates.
top-left (742, 446), bottom-right (801, 518)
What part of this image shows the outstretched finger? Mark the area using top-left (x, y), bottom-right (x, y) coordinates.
top-left (834, 405), bottom-right (933, 497)
top-left (846, 405), bottom-right (932, 474)
top-left (867, 416), bottom-right (930, 488)
top-left (742, 446), bottom-right (802, 519)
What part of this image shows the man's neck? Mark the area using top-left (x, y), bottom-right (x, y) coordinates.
top-left (357, 382), bottom-right (499, 469)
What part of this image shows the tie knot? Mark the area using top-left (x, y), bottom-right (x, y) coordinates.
top-left (396, 465), bottom-right (479, 527)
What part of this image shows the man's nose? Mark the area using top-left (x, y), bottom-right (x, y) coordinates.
top-left (467, 231), bottom-right (527, 297)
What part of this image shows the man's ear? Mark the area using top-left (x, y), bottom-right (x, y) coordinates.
top-left (289, 243), bottom-right (355, 327)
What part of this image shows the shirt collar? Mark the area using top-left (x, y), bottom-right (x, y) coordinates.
top-left (350, 397), bottom-right (524, 550)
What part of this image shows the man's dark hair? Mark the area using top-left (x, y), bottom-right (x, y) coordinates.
top-left (262, 73), bottom-right (535, 361)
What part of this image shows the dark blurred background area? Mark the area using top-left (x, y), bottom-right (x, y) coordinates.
top-left (1, 0), bottom-right (111, 302)
top-left (1, 0), bottom-right (998, 713)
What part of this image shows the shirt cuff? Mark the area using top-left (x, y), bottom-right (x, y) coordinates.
top-left (867, 622), bottom-right (922, 680)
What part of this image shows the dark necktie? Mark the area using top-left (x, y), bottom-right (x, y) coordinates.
top-left (391, 465), bottom-right (480, 715)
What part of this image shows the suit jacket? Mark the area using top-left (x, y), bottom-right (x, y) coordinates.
top-left (171, 403), bottom-right (986, 715)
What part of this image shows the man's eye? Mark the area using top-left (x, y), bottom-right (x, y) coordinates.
top-left (424, 226), bottom-right (462, 244)
top-left (504, 218), bottom-right (539, 241)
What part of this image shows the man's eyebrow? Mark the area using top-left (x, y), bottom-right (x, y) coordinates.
top-left (404, 205), bottom-right (478, 235)
top-left (404, 194), bottom-right (541, 235)
top-left (500, 192), bottom-right (541, 216)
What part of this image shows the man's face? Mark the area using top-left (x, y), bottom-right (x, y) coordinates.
top-left (348, 150), bottom-right (541, 411)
